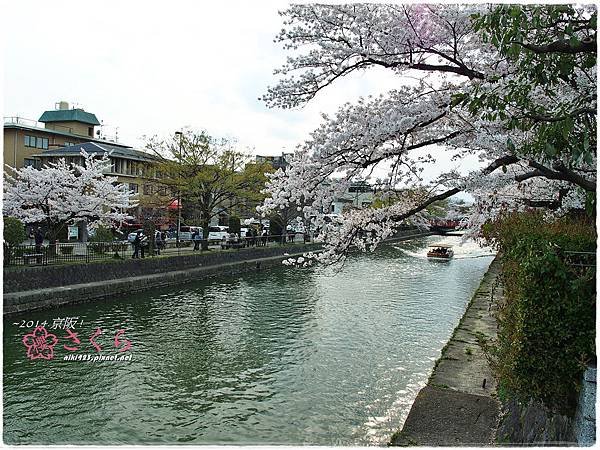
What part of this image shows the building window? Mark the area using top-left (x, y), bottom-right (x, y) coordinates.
top-left (24, 136), bottom-right (48, 149)
top-left (24, 135), bottom-right (35, 147)
top-left (129, 183), bottom-right (139, 194)
top-left (24, 158), bottom-right (39, 168)
top-left (64, 142), bottom-right (74, 147)
top-left (114, 159), bottom-right (123, 174)
top-left (143, 184), bottom-right (152, 195)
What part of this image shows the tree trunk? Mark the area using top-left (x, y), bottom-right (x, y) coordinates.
top-left (201, 211), bottom-right (210, 250)
top-left (47, 222), bottom-right (61, 256)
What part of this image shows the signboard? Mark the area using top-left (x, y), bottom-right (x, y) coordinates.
top-left (68, 226), bottom-right (79, 240)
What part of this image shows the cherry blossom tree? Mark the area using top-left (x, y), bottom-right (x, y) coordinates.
top-left (260, 3), bottom-right (596, 266)
top-left (3, 150), bottom-right (137, 243)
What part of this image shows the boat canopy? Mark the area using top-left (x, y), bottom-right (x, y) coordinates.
top-left (428, 244), bottom-right (453, 248)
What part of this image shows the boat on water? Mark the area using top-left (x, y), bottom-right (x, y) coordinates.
top-left (427, 244), bottom-right (454, 259)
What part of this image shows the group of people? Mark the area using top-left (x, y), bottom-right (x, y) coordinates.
top-left (220, 228), bottom-right (299, 249)
top-left (221, 229), bottom-right (268, 249)
top-left (132, 230), bottom-right (167, 258)
top-left (130, 226), bottom-right (302, 258)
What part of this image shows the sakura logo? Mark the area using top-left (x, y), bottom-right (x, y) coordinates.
top-left (22, 326), bottom-right (58, 360)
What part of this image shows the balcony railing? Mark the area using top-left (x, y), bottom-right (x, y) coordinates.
top-left (4, 116), bottom-right (119, 143)
top-left (4, 116), bottom-right (44, 128)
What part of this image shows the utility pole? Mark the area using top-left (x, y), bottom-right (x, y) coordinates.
top-left (174, 131), bottom-right (183, 247)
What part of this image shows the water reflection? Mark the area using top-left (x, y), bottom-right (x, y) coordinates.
top-left (4, 236), bottom-right (494, 445)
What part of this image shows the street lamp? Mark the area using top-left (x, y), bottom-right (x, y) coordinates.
top-left (174, 131), bottom-right (183, 247)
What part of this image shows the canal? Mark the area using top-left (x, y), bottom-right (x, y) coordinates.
top-left (3, 235), bottom-right (495, 445)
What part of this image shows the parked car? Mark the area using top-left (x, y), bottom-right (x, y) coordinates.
top-left (178, 226), bottom-right (200, 241)
top-left (127, 229), bottom-right (143, 243)
top-left (207, 226), bottom-right (229, 243)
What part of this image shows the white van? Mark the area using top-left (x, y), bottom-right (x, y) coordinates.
top-left (207, 226), bottom-right (229, 243)
top-left (177, 226), bottom-right (202, 241)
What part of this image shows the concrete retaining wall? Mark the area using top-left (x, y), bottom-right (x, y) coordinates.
top-left (391, 256), bottom-right (501, 446)
top-left (4, 252), bottom-right (304, 315)
top-left (3, 243), bottom-right (322, 294)
top-left (4, 230), bottom-right (434, 315)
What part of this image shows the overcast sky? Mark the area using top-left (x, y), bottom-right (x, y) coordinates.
top-left (3, 0), bottom-right (478, 199)
top-left (4, 1), bottom-right (400, 150)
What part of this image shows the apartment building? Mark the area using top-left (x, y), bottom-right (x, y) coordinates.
top-left (5, 102), bottom-right (172, 222)
top-left (3, 101), bottom-right (132, 169)
top-left (34, 141), bottom-right (171, 218)
top-left (255, 152), bottom-right (292, 171)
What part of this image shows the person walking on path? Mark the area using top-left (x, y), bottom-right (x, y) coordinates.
top-left (34, 227), bottom-right (44, 263)
top-left (155, 230), bottom-right (163, 255)
top-left (261, 230), bottom-right (268, 247)
top-left (132, 230), bottom-right (144, 259)
top-left (192, 230), bottom-right (201, 251)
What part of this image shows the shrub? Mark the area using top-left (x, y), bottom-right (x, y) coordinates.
top-left (4, 217), bottom-right (26, 247)
top-left (482, 211), bottom-right (596, 414)
top-left (89, 242), bottom-right (108, 255)
top-left (228, 215), bottom-right (241, 234)
top-left (109, 242), bottom-right (129, 258)
top-left (89, 225), bottom-right (114, 243)
top-left (12, 246), bottom-right (25, 258)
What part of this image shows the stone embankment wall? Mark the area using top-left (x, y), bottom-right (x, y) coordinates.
top-left (496, 365), bottom-right (596, 445)
top-left (390, 254), bottom-right (595, 446)
top-left (4, 244), bottom-right (321, 314)
top-left (391, 257), bottom-right (502, 446)
top-left (4, 243), bottom-right (321, 294)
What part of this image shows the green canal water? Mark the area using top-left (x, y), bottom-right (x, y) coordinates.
top-left (3, 236), bottom-right (494, 445)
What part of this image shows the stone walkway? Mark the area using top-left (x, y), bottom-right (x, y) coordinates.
top-left (391, 257), bottom-right (502, 446)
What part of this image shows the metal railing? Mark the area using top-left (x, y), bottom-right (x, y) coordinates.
top-left (563, 250), bottom-right (596, 269)
top-left (4, 116), bottom-right (43, 128)
top-left (4, 242), bottom-right (132, 267)
top-left (3, 233), bottom-right (314, 267)
top-left (3, 116), bottom-right (73, 134)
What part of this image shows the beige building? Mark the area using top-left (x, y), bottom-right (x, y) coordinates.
top-left (255, 152), bottom-right (292, 171)
top-left (3, 101), bottom-right (132, 170)
top-left (4, 102), bottom-right (172, 222)
top-left (34, 142), bottom-right (172, 221)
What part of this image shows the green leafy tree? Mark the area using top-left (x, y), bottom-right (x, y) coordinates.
top-left (4, 217), bottom-right (26, 247)
top-left (228, 215), bottom-right (241, 234)
top-left (4, 217), bottom-right (26, 264)
top-left (467, 5), bottom-right (596, 174)
top-left (147, 130), bottom-right (271, 249)
top-left (89, 225), bottom-right (114, 243)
